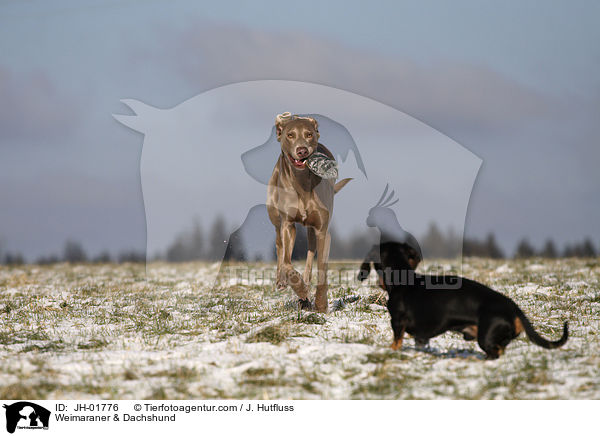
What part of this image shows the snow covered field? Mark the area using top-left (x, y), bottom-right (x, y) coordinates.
top-left (1, 258), bottom-right (599, 400)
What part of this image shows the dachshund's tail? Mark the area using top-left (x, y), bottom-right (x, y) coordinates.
top-left (516, 309), bottom-right (568, 349)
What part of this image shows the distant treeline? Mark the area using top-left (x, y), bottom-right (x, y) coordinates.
top-left (0, 240), bottom-right (146, 265)
top-left (0, 219), bottom-right (598, 265)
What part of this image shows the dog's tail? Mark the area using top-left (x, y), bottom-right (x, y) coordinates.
top-left (334, 178), bottom-right (352, 194)
top-left (516, 308), bottom-right (568, 349)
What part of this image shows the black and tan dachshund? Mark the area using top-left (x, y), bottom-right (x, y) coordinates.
top-left (358, 241), bottom-right (569, 359)
top-left (357, 242), bottom-right (421, 281)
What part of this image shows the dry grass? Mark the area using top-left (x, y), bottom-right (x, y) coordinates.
top-left (0, 258), bottom-right (598, 399)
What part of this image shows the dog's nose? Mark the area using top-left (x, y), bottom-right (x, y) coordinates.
top-left (296, 147), bottom-right (309, 159)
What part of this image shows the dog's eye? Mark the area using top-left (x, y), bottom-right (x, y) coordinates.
top-left (287, 133), bottom-right (294, 138)
top-left (306, 132), bottom-right (312, 138)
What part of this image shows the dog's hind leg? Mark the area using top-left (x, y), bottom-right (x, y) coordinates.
top-left (461, 325), bottom-right (478, 341)
top-left (303, 227), bottom-right (316, 285)
top-left (477, 316), bottom-right (513, 359)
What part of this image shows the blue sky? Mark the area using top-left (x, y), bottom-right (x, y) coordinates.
top-left (1, 0), bottom-right (599, 259)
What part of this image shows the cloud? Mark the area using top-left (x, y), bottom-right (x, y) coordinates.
top-left (130, 22), bottom-right (599, 251)
top-left (160, 23), bottom-right (555, 135)
top-left (0, 66), bottom-right (80, 141)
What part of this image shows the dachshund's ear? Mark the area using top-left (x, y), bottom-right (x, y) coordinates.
top-left (357, 260), bottom-right (371, 282)
top-left (358, 244), bottom-right (379, 281)
top-left (401, 246), bottom-right (420, 270)
top-left (372, 262), bottom-right (387, 292)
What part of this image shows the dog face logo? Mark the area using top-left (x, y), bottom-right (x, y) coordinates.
top-left (113, 80), bottom-right (480, 284)
top-left (2, 402), bottom-right (50, 434)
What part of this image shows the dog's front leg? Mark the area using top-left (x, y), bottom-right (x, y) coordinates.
top-left (275, 227), bottom-right (286, 290)
top-left (391, 323), bottom-right (406, 351)
top-left (280, 221), bottom-right (310, 301)
top-left (314, 230), bottom-right (331, 313)
top-left (389, 303), bottom-right (406, 350)
top-left (303, 227), bottom-right (316, 285)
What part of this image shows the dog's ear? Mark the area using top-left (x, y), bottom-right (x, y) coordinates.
top-left (275, 112), bottom-right (292, 141)
top-left (403, 245), bottom-right (421, 270)
top-left (276, 123), bottom-right (283, 141)
top-left (395, 243), bottom-right (419, 270)
top-left (306, 116), bottom-right (319, 139)
top-left (357, 260), bottom-right (371, 282)
top-left (373, 262), bottom-right (387, 291)
top-left (357, 244), bottom-right (379, 281)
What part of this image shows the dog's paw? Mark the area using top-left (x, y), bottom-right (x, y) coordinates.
top-left (414, 338), bottom-right (430, 350)
top-left (298, 298), bottom-right (313, 311)
top-left (314, 298), bottom-right (328, 314)
top-left (390, 339), bottom-right (403, 351)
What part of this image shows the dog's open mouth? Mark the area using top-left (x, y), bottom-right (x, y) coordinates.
top-left (287, 153), bottom-right (308, 168)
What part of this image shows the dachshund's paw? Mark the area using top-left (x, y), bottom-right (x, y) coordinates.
top-left (414, 338), bottom-right (430, 350)
top-left (390, 339), bottom-right (403, 351)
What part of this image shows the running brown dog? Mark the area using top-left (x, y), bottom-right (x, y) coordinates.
top-left (267, 112), bottom-right (350, 313)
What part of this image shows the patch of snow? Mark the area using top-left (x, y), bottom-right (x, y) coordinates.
top-left (495, 264), bottom-right (513, 274)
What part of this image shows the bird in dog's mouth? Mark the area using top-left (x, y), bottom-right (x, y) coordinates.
top-left (287, 151), bottom-right (339, 179)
